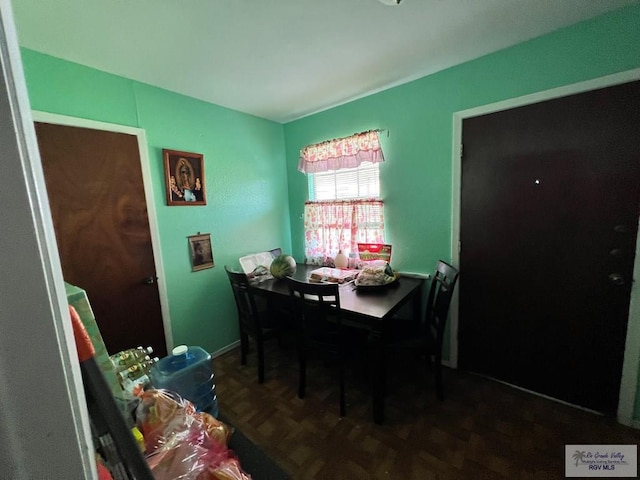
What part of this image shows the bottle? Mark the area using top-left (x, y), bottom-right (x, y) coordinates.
top-left (118, 363), bottom-right (151, 395)
top-left (348, 253), bottom-right (358, 269)
top-left (149, 345), bottom-right (219, 417)
top-left (117, 355), bottom-right (159, 385)
top-left (121, 373), bottom-right (151, 395)
top-left (138, 356), bottom-right (160, 375)
top-left (110, 346), bottom-right (154, 371)
top-left (118, 363), bottom-right (148, 382)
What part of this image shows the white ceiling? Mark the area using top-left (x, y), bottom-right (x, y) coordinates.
top-left (10, 0), bottom-right (638, 123)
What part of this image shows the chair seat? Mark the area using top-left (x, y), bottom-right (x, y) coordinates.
top-left (388, 315), bottom-right (421, 335)
top-left (255, 309), bottom-right (281, 332)
top-left (386, 314), bottom-right (430, 341)
top-left (386, 328), bottom-right (434, 351)
top-left (240, 295), bottom-right (282, 334)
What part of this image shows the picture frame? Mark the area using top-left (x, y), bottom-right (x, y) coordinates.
top-left (188, 233), bottom-right (214, 271)
top-left (163, 149), bottom-right (206, 206)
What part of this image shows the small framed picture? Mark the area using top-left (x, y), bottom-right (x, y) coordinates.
top-left (163, 149), bottom-right (206, 206)
top-left (188, 233), bottom-right (214, 271)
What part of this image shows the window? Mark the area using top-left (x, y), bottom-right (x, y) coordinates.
top-left (304, 162), bottom-right (384, 266)
top-left (309, 162), bottom-right (380, 201)
top-left (300, 130), bottom-right (386, 266)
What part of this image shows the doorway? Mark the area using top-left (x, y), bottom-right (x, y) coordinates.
top-left (455, 79), bottom-right (640, 415)
top-left (33, 113), bottom-right (172, 357)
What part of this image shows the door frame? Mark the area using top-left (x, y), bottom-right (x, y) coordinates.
top-left (1, 3), bottom-right (97, 475)
top-left (32, 111), bottom-right (174, 354)
top-left (450, 68), bottom-right (640, 426)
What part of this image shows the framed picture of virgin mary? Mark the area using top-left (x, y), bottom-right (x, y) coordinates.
top-left (163, 149), bottom-right (206, 206)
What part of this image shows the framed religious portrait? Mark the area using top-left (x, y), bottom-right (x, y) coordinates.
top-left (188, 233), bottom-right (214, 271)
top-left (163, 149), bottom-right (206, 206)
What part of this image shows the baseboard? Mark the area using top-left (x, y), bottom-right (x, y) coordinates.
top-left (211, 340), bottom-right (240, 359)
top-left (469, 371), bottom-right (613, 418)
top-left (617, 416), bottom-right (640, 430)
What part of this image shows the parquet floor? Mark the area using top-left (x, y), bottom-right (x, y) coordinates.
top-left (215, 337), bottom-right (640, 479)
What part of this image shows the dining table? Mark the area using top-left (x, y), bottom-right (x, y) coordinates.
top-left (250, 264), bottom-right (425, 424)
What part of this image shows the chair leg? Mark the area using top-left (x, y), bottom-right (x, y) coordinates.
top-left (434, 351), bottom-right (444, 401)
top-left (240, 332), bottom-right (249, 366)
top-left (369, 334), bottom-right (386, 398)
top-left (257, 339), bottom-right (265, 384)
top-left (425, 347), bottom-right (432, 368)
top-left (339, 361), bottom-right (346, 417)
top-left (298, 349), bottom-right (306, 399)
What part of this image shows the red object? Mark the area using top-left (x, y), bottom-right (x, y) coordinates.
top-left (69, 305), bottom-right (95, 362)
top-left (96, 459), bottom-right (114, 480)
top-left (357, 243), bottom-right (392, 263)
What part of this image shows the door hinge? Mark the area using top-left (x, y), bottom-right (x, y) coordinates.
top-left (458, 241), bottom-right (461, 253)
top-left (460, 144), bottom-right (463, 159)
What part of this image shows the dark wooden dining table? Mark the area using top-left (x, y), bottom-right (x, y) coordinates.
top-left (250, 264), bottom-right (424, 424)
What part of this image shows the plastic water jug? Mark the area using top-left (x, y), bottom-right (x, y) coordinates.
top-left (149, 345), bottom-right (219, 417)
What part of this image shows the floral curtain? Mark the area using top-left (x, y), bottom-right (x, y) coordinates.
top-left (304, 200), bottom-right (385, 266)
top-left (298, 130), bottom-right (385, 174)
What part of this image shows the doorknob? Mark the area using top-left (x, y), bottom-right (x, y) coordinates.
top-left (143, 276), bottom-right (157, 285)
top-left (608, 273), bottom-right (625, 286)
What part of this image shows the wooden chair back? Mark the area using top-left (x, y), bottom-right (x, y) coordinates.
top-left (287, 278), bottom-right (342, 348)
top-left (426, 260), bottom-right (460, 352)
top-left (225, 266), bottom-right (262, 336)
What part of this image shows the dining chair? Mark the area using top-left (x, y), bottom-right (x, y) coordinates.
top-left (386, 260), bottom-right (459, 401)
top-left (287, 277), bottom-right (348, 417)
top-left (225, 266), bottom-right (282, 384)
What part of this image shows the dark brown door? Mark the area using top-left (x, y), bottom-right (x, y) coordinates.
top-left (36, 122), bottom-right (167, 357)
top-left (458, 81), bottom-right (640, 414)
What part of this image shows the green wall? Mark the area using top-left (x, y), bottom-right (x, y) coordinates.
top-left (284, 4), bottom-right (640, 271)
top-left (21, 49), bottom-right (291, 354)
top-left (284, 3), bottom-right (640, 416)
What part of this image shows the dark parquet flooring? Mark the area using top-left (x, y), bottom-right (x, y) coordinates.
top-left (215, 338), bottom-right (640, 480)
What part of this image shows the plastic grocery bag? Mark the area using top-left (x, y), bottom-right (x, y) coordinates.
top-left (135, 389), bottom-right (250, 480)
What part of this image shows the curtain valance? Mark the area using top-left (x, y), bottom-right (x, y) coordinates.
top-left (298, 130), bottom-right (385, 174)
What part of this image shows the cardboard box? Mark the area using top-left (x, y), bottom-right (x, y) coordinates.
top-left (357, 243), bottom-right (392, 263)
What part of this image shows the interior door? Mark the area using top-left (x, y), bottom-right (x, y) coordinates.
top-left (36, 122), bottom-right (168, 357)
top-left (458, 81), bottom-right (640, 414)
